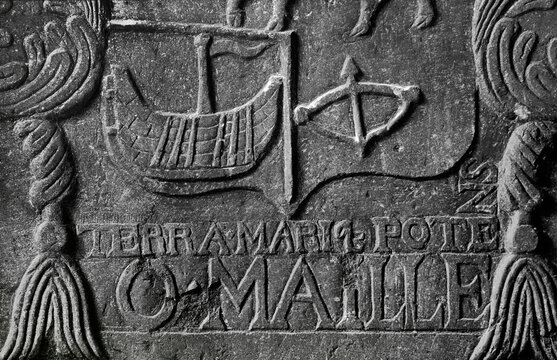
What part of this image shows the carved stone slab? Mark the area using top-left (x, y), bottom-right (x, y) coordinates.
top-left (0, 0), bottom-right (557, 359)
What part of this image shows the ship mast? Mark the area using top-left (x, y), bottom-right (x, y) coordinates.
top-left (194, 33), bottom-right (213, 115)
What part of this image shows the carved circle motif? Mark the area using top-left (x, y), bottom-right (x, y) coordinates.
top-left (116, 259), bottom-right (178, 331)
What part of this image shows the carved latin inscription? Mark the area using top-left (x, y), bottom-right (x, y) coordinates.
top-left (1, 0), bottom-right (553, 359)
top-left (75, 216), bottom-right (498, 333)
top-left (77, 217), bottom-right (499, 258)
top-left (97, 252), bottom-right (493, 332)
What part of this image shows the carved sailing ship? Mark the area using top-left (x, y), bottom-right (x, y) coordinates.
top-left (104, 67), bottom-right (281, 180)
top-left (103, 23), bottom-right (290, 183)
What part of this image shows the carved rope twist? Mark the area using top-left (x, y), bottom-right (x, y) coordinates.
top-left (0, 1), bottom-right (107, 358)
top-left (472, 0), bottom-right (557, 357)
top-left (470, 122), bottom-right (557, 360)
top-left (15, 119), bottom-right (74, 214)
top-left (498, 121), bottom-right (557, 214)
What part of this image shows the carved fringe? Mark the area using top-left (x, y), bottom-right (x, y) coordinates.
top-left (471, 120), bottom-right (557, 360)
top-left (80, 0), bottom-right (105, 33)
top-left (470, 255), bottom-right (557, 360)
top-left (0, 254), bottom-right (103, 360)
top-left (0, 119), bottom-right (103, 359)
top-left (0, 0), bottom-right (106, 356)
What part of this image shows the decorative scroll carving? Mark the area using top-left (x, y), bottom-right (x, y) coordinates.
top-left (472, 0), bottom-right (557, 358)
top-left (0, 1), bottom-right (105, 120)
top-left (472, 0), bottom-right (557, 119)
top-left (225, 0), bottom-right (436, 36)
top-left (0, 1), bottom-right (107, 358)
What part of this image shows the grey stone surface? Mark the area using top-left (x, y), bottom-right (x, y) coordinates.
top-left (0, 0), bottom-right (556, 359)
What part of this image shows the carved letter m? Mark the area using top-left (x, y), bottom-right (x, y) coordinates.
top-left (206, 256), bottom-right (268, 330)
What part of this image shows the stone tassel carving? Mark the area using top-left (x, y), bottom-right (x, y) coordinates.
top-left (0, 1), bottom-right (107, 358)
top-left (0, 120), bottom-right (103, 360)
top-left (472, 0), bottom-right (557, 358)
top-left (471, 122), bottom-right (557, 360)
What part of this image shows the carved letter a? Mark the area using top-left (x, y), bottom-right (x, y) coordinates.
top-left (270, 256), bottom-right (334, 330)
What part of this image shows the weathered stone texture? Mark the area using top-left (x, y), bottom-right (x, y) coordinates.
top-left (0, 0), bottom-right (556, 359)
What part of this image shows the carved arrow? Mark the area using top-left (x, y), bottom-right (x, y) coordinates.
top-left (295, 55), bottom-right (421, 157)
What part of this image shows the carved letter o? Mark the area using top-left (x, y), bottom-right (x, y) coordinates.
top-left (402, 217), bottom-right (430, 250)
top-left (116, 259), bottom-right (177, 331)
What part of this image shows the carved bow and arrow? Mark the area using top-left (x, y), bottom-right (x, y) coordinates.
top-left (295, 56), bottom-right (421, 157)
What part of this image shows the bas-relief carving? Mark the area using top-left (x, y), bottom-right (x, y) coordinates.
top-left (115, 259), bottom-right (178, 331)
top-left (0, 0), bottom-right (106, 358)
top-left (473, 0), bottom-right (557, 120)
top-left (102, 22), bottom-right (294, 208)
top-left (225, 0), bottom-right (436, 35)
top-left (471, 0), bottom-right (557, 359)
top-left (0, 0), bottom-right (555, 359)
top-left (295, 55), bottom-right (421, 157)
top-left (101, 0), bottom-right (474, 213)
top-left (457, 158), bottom-right (498, 216)
top-left (291, 0), bottom-right (475, 204)
top-left (70, 216), bottom-right (497, 334)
